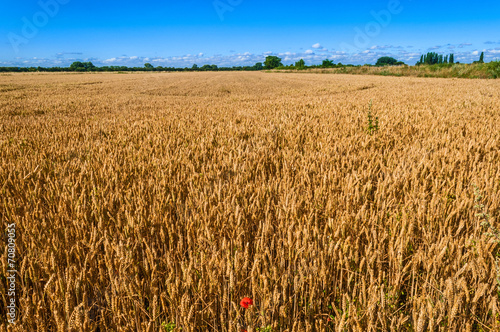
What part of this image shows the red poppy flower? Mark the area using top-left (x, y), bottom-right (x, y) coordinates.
top-left (241, 330), bottom-right (248, 332)
top-left (240, 297), bottom-right (253, 309)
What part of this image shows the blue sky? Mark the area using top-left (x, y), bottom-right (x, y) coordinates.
top-left (1, 0), bottom-right (500, 67)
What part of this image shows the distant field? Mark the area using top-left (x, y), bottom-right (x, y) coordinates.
top-left (1, 72), bottom-right (500, 331)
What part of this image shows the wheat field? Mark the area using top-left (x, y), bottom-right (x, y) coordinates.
top-left (1, 72), bottom-right (500, 331)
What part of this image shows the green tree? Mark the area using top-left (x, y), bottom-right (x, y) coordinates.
top-left (264, 56), bottom-right (283, 69)
top-left (479, 52), bottom-right (485, 64)
top-left (253, 62), bottom-right (263, 70)
top-left (144, 63), bottom-right (154, 69)
top-left (416, 52), bottom-right (455, 65)
top-left (83, 62), bottom-right (96, 71)
top-left (449, 54), bottom-right (454, 64)
top-left (424, 52), bottom-right (438, 65)
top-left (192, 64), bottom-right (199, 70)
top-left (69, 61), bottom-right (84, 71)
top-left (200, 64), bottom-right (218, 71)
top-left (321, 59), bottom-right (334, 68)
top-left (375, 56), bottom-right (398, 66)
top-left (295, 59), bottom-right (305, 69)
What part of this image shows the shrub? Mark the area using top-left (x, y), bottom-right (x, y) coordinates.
top-left (488, 61), bottom-right (500, 78)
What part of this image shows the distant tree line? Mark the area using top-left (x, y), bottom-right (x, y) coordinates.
top-left (0, 56), bottom-right (344, 72)
top-left (415, 51), bottom-right (488, 66)
top-left (0, 61), bottom-right (265, 73)
top-left (0, 53), bottom-right (491, 72)
top-left (416, 52), bottom-right (455, 65)
top-left (263, 56), bottom-right (357, 70)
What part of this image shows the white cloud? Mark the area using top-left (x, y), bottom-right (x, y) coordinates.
top-left (370, 45), bottom-right (397, 50)
top-left (6, 44), bottom-right (500, 68)
top-left (312, 43), bottom-right (322, 49)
